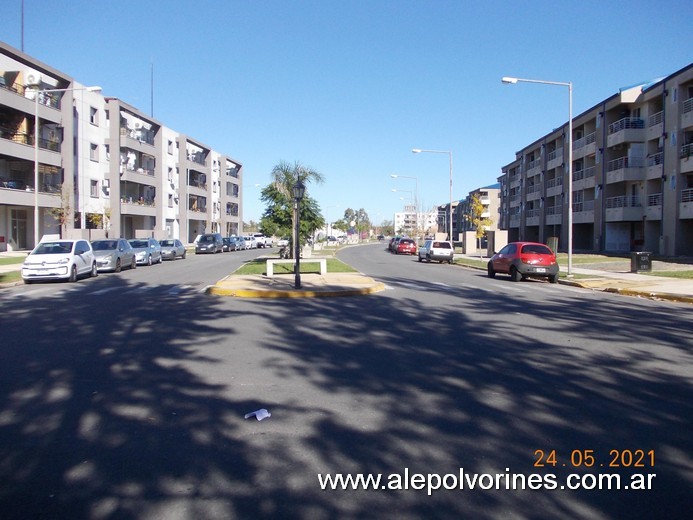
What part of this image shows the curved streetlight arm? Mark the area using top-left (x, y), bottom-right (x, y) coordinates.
top-left (411, 148), bottom-right (453, 240)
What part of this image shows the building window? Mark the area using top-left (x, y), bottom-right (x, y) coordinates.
top-left (168, 193), bottom-right (173, 208)
top-left (90, 106), bottom-right (98, 125)
top-left (168, 140), bottom-right (173, 154)
top-left (90, 180), bottom-right (99, 198)
top-left (90, 143), bottom-right (99, 161)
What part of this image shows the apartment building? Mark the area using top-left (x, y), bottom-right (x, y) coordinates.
top-left (0, 41), bottom-right (242, 251)
top-left (499, 63), bottom-right (693, 257)
top-left (455, 184), bottom-right (501, 235)
top-left (393, 204), bottom-right (438, 237)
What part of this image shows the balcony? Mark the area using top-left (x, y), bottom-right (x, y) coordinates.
top-left (573, 165), bottom-right (595, 191)
top-left (646, 193), bottom-right (662, 220)
top-left (120, 197), bottom-right (156, 217)
top-left (646, 152), bottom-right (664, 179)
top-left (606, 156), bottom-right (644, 184)
top-left (573, 200), bottom-right (595, 224)
top-left (681, 188), bottom-right (693, 219)
top-left (682, 98), bottom-right (693, 129)
top-left (681, 143), bottom-right (693, 174)
top-left (545, 176), bottom-right (563, 197)
top-left (647, 111), bottom-right (664, 141)
top-left (546, 148), bottom-right (563, 170)
top-left (605, 195), bottom-right (643, 221)
top-left (607, 117), bottom-right (644, 148)
top-left (573, 132), bottom-right (596, 160)
top-left (545, 205), bottom-right (562, 225)
top-left (526, 158), bottom-right (542, 177)
top-left (526, 183), bottom-right (542, 201)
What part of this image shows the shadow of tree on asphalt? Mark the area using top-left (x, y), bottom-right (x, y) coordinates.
top-left (0, 269), bottom-right (691, 519)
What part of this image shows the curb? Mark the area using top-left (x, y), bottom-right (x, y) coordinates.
top-left (206, 282), bottom-right (385, 298)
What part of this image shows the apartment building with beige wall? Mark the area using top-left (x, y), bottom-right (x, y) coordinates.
top-left (0, 40), bottom-right (242, 251)
top-left (499, 63), bottom-right (693, 257)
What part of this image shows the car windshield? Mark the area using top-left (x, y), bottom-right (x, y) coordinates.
top-left (198, 235), bottom-right (212, 243)
top-left (33, 242), bottom-right (72, 255)
top-left (432, 242), bottom-right (451, 249)
top-left (130, 240), bottom-right (148, 248)
top-left (159, 240), bottom-right (174, 246)
top-left (92, 240), bottom-right (117, 251)
top-left (521, 244), bottom-right (553, 255)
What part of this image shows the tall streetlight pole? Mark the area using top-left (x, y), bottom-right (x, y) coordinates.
top-left (34, 85), bottom-right (101, 246)
top-left (391, 174), bottom-right (419, 237)
top-left (501, 76), bottom-right (573, 276)
top-left (292, 179), bottom-right (305, 289)
top-left (412, 148), bottom-right (453, 241)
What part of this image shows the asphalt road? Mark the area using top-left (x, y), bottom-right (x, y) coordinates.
top-left (0, 243), bottom-right (691, 519)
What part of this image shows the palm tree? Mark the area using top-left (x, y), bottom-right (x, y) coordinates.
top-left (269, 161), bottom-right (325, 258)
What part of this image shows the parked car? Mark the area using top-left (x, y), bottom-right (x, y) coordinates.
top-left (388, 236), bottom-right (403, 252)
top-left (276, 237), bottom-right (289, 248)
top-left (252, 233), bottom-right (272, 248)
top-left (22, 237), bottom-right (98, 283)
top-left (228, 236), bottom-right (246, 250)
top-left (195, 233), bottom-right (223, 254)
top-left (91, 238), bottom-right (137, 272)
top-left (395, 238), bottom-right (417, 255)
top-left (159, 239), bottom-right (186, 260)
top-left (326, 236), bottom-right (338, 246)
top-left (129, 238), bottom-right (163, 266)
top-left (418, 240), bottom-right (454, 264)
top-left (487, 241), bottom-right (559, 283)
top-left (242, 235), bottom-right (258, 249)
top-left (222, 237), bottom-right (237, 252)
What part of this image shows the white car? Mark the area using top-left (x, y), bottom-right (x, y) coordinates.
top-left (243, 235), bottom-right (258, 249)
top-left (22, 237), bottom-right (98, 283)
top-left (276, 237), bottom-right (289, 248)
top-left (418, 240), bottom-right (454, 264)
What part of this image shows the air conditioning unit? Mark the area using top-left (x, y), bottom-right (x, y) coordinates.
top-left (134, 121), bottom-right (143, 129)
top-left (26, 73), bottom-right (41, 85)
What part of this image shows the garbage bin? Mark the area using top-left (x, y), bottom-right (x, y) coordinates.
top-left (631, 251), bottom-right (652, 272)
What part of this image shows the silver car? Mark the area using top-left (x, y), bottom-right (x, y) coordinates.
top-left (128, 238), bottom-right (163, 266)
top-left (159, 239), bottom-right (186, 260)
top-left (91, 239), bottom-right (137, 272)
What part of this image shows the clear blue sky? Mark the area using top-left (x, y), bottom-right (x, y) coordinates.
top-left (3, 0), bottom-right (691, 224)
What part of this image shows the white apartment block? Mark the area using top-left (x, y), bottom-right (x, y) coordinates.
top-left (499, 63), bottom-right (693, 257)
top-left (393, 204), bottom-right (438, 237)
top-left (0, 41), bottom-right (242, 251)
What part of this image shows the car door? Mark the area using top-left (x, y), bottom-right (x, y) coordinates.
top-left (74, 240), bottom-right (92, 275)
top-left (493, 244), bottom-right (516, 273)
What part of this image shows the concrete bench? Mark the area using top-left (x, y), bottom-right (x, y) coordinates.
top-left (266, 258), bottom-right (327, 277)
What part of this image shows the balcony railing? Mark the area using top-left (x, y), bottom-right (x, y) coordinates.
top-left (546, 177), bottom-right (563, 189)
top-left (573, 131), bottom-right (596, 150)
top-left (682, 188), bottom-right (693, 203)
top-left (648, 193), bottom-right (662, 206)
top-left (573, 165), bottom-right (595, 181)
top-left (681, 143), bottom-right (693, 159)
top-left (606, 196), bottom-right (641, 209)
top-left (608, 117), bottom-right (644, 134)
top-left (546, 205), bottom-right (561, 215)
top-left (647, 152), bottom-right (663, 166)
top-left (648, 111), bottom-right (663, 127)
top-left (573, 200), bottom-right (594, 212)
top-left (607, 156), bottom-right (644, 172)
top-left (683, 97), bottom-right (693, 114)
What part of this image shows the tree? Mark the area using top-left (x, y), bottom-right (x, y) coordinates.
top-left (335, 208), bottom-right (370, 239)
top-left (261, 161), bottom-right (325, 257)
top-left (469, 193), bottom-right (493, 258)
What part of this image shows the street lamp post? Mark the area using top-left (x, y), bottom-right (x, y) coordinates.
top-left (411, 149), bottom-right (453, 241)
top-left (501, 76), bottom-right (573, 276)
top-left (292, 179), bottom-right (306, 289)
top-left (33, 85), bottom-right (101, 246)
top-left (391, 174), bottom-right (419, 237)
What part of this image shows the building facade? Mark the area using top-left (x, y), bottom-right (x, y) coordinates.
top-left (393, 205), bottom-right (438, 237)
top-left (0, 41), bottom-right (242, 251)
top-left (499, 63), bottom-right (693, 257)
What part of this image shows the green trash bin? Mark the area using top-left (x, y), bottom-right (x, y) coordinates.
top-left (631, 252), bottom-right (652, 272)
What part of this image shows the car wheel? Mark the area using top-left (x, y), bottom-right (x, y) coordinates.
top-left (23, 279), bottom-right (33, 285)
top-left (510, 266), bottom-right (522, 282)
top-left (131, 257), bottom-right (137, 269)
top-left (115, 258), bottom-right (122, 273)
top-left (418, 255), bottom-right (423, 262)
top-left (90, 262), bottom-right (98, 278)
top-left (147, 255), bottom-right (152, 266)
top-left (548, 274), bottom-right (558, 284)
top-left (182, 251), bottom-right (186, 259)
top-left (487, 262), bottom-right (496, 278)
top-left (68, 265), bottom-right (78, 282)
top-left (158, 255), bottom-right (163, 264)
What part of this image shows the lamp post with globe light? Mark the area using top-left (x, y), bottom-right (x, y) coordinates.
top-left (292, 179), bottom-right (305, 289)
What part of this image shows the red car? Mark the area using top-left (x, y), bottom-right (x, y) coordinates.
top-left (395, 238), bottom-right (417, 255)
top-left (487, 241), bottom-right (559, 283)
